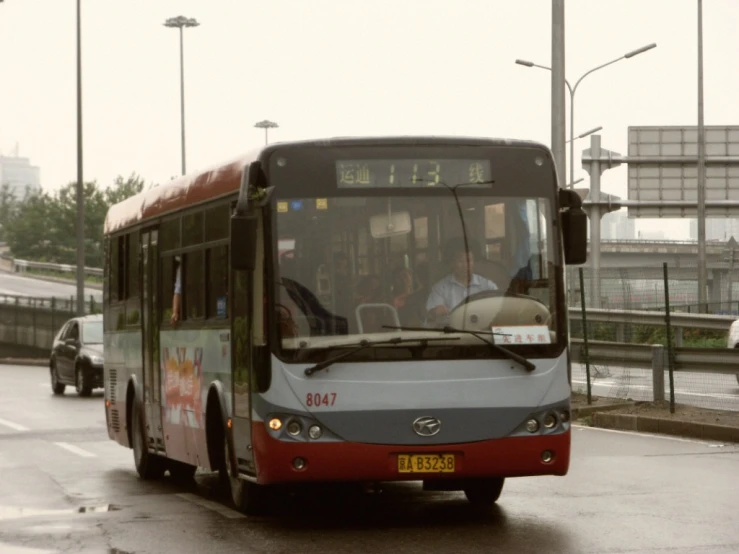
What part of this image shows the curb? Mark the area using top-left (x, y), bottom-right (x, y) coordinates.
top-left (591, 412), bottom-right (739, 444)
top-left (572, 402), bottom-right (634, 418)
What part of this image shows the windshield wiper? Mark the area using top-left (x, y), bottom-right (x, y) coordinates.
top-left (304, 336), bottom-right (459, 377)
top-left (382, 325), bottom-right (536, 372)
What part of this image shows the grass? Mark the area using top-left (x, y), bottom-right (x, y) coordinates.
top-left (24, 267), bottom-right (102, 285)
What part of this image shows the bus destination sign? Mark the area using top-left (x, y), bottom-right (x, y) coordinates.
top-left (336, 159), bottom-right (492, 188)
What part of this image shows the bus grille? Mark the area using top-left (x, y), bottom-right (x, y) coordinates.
top-left (110, 409), bottom-right (120, 432)
top-left (109, 368), bottom-right (117, 402)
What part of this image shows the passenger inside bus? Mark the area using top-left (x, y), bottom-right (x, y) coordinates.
top-left (425, 239), bottom-right (497, 326)
top-left (171, 256), bottom-right (182, 327)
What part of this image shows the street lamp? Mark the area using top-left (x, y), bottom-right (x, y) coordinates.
top-left (164, 15), bottom-right (199, 176)
top-left (76, 0), bottom-right (84, 315)
top-left (516, 43), bottom-right (656, 188)
top-left (254, 120), bottom-right (279, 145)
top-left (566, 126), bottom-right (603, 144)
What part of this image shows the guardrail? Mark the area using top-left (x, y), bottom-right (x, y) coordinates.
top-left (568, 307), bottom-right (736, 331)
top-left (11, 259), bottom-right (103, 277)
top-left (570, 339), bottom-right (739, 403)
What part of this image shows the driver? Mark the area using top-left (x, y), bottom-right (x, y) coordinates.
top-left (426, 239), bottom-right (497, 325)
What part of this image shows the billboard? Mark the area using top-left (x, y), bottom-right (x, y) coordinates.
top-left (627, 126), bottom-right (739, 217)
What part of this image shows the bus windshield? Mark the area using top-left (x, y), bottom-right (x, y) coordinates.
top-left (274, 190), bottom-right (560, 358)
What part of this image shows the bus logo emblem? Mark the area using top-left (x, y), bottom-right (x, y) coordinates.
top-left (412, 416), bottom-right (441, 437)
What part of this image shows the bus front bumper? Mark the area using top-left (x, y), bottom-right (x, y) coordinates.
top-left (252, 424), bottom-right (570, 485)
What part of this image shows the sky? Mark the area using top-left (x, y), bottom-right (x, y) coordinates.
top-left (1, 0), bottom-right (739, 239)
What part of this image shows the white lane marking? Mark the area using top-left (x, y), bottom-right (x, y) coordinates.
top-left (177, 493), bottom-right (246, 519)
top-left (0, 418), bottom-right (29, 432)
top-left (53, 442), bottom-right (96, 458)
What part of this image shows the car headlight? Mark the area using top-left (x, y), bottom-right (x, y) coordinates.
top-left (90, 355), bottom-right (104, 365)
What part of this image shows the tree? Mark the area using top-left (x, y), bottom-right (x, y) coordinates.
top-left (3, 173), bottom-right (148, 268)
top-left (0, 184), bottom-right (17, 242)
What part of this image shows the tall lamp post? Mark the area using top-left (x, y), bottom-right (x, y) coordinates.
top-left (516, 42), bottom-right (656, 188)
top-left (164, 16), bottom-right (199, 176)
top-left (76, 0), bottom-right (84, 315)
top-left (254, 120), bottom-right (279, 145)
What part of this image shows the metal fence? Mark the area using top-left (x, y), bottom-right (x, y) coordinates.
top-left (570, 262), bottom-right (739, 413)
top-left (0, 294), bottom-right (101, 352)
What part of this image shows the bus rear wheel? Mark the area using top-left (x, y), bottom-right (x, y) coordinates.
top-left (132, 405), bottom-right (165, 480)
top-left (223, 438), bottom-right (268, 516)
top-left (463, 477), bottom-right (505, 505)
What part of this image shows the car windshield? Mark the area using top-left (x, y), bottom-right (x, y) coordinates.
top-left (83, 321), bottom-right (103, 344)
top-left (274, 191), bottom-right (559, 360)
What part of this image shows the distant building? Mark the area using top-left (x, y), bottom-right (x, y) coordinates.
top-left (689, 218), bottom-right (739, 242)
top-left (637, 229), bottom-right (667, 241)
top-left (601, 211), bottom-right (636, 240)
top-left (0, 155), bottom-right (41, 200)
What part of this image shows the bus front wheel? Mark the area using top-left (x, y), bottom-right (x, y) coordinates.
top-left (223, 438), bottom-right (268, 516)
top-left (463, 478), bottom-right (505, 505)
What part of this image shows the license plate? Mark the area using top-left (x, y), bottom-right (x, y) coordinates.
top-left (397, 454), bottom-right (455, 473)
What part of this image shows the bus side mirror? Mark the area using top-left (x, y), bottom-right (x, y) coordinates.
top-left (231, 214), bottom-right (258, 271)
top-left (561, 208), bottom-right (588, 265)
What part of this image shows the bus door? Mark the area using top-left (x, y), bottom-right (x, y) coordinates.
top-left (141, 229), bottom-right (165, 455)
top-left (230, 214), bottom-right (261, 475)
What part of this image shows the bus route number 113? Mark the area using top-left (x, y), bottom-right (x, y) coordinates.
top-left (306, 392), bottom-right (337, 407)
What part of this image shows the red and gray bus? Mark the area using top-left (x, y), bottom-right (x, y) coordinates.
top-left (103, 136), bottom-right (586, 514)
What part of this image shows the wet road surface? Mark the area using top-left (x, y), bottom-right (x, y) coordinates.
top-left (1, 364), bottom-right (738, 554)
top-left (0, 273), bottom-right (102, 301)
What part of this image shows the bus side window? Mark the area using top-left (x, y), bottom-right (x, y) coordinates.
top-left (207, 245), bottom-right (229, 319)
top-left (184, 251), bottom-right (205, 320)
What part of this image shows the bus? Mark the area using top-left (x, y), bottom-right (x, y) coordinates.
top-left (103, 136), bottom-right (587, 515)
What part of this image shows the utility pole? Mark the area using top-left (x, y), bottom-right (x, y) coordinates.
top-left (551, 0), bottom-right (566, 188)
top-left (76, 0), bottom-right (85, 315)
top-left (697, 0), bottom-right (707, 312)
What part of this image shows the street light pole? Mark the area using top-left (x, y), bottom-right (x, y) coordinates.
top-left (76, 0), bottom-right (84, 315)
top-left (516, 42), bottom-right (656, 188)
top-left (551, 0), bottom-right (566, 188)
top-left (697, 0), bottom-right (707, 312)
top-left (164, 16), bottom-right (199, 176)
top-left (254, 120), bottom-right (279, 145)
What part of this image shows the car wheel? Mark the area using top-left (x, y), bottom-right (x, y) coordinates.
top-left (50, 363), bottom-right (65, 395)
top-left (223, 434), bottom-right (268, 515)
top-left (75, 364), bottom-right (92, 397)
top-left (132, 404), bottom-right (165, 480)
top-left (463, 477), bottom-right (505, 505)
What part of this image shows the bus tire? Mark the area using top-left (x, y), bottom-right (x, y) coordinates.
top-left (168, 460), bottom-right (197, 483)
top-left (223, 436), bottom-right (268, 516)
top-left (463, 477), bottom-right (505, 505)
top-left (132, 403), bottom-right (165, 480)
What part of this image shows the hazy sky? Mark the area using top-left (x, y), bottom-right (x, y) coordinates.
top-left (2, 0), bottom-right (738, 238)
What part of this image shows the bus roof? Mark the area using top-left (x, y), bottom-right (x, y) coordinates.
top-left (103, 136), bottom-right (549, 235)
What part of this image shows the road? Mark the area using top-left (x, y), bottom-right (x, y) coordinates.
top-left (0, 272), bottom-right (101, 302)
top-left (1, 365), bottom-right (738, 554)
top-left (572, 363), bottom-right (739, 411)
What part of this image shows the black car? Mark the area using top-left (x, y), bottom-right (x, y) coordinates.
top-left (49, 314), bottom-right (104, 397)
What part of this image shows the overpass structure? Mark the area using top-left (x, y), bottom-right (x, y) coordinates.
top-left (576, 238), bottom-right (738, 309)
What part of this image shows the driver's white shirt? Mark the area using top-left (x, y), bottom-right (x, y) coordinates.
top-left (425, 273), bottom-right (497, 314)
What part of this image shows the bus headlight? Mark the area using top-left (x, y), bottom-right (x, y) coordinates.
top-left (525, 419), bottom-right (540, 433)
top-left (543, 413), bottom-right (558, 429)
top-left (287, 420), bottom-right (302, 437)
top-left (308, 425), bottom-right (323, 440)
